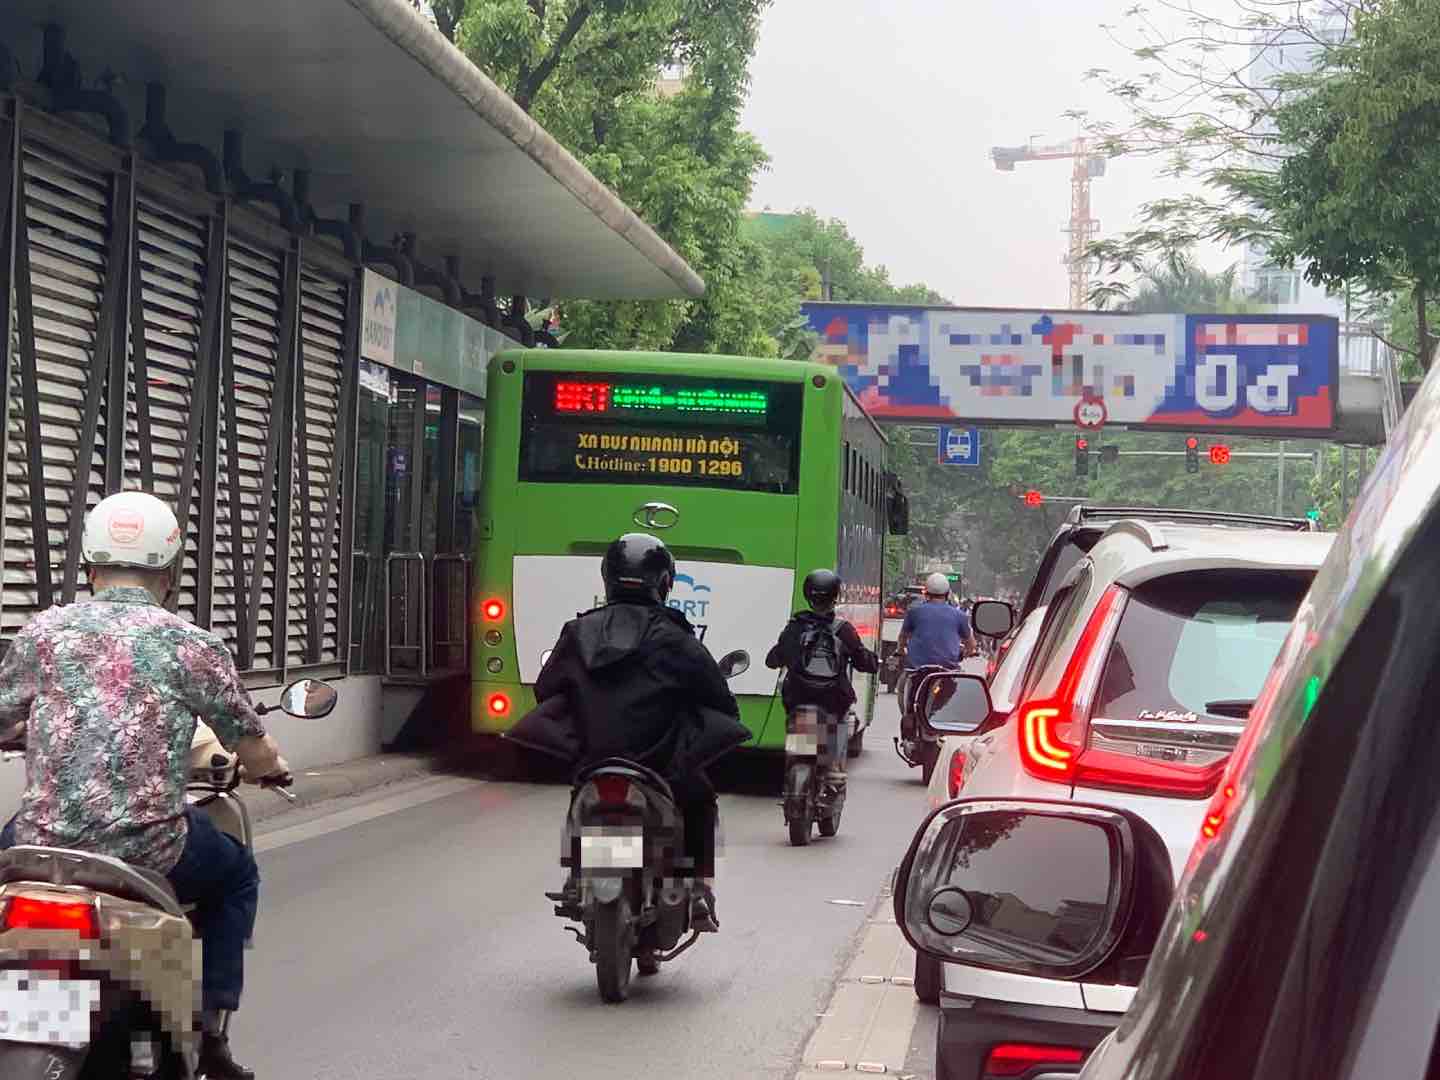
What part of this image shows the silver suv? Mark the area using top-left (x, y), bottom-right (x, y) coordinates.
top-left (916, 518), bottom-right (1334, 1080)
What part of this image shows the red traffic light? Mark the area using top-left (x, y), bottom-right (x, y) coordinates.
top-left (1185, 436), bottom-right (1199, 450)
top-left (1209, 444), bottom-right (1231, 465)
top-left (1075, 437), bottom-right (1088, 451)
top-left (1023, 490), bottom-right (1043, 506)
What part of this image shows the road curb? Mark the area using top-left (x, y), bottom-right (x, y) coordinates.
top-left (247, 753), bottom-right (444, 824)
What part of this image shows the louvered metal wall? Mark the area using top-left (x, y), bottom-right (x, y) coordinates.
top-left (0, 102), bottom-right (358, 685)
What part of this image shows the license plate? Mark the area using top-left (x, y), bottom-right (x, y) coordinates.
top-left (786, 732), bottom-right (819, 755)
top-left (0, 970), bottom-right (99, 1046)
top-left (579, 829), bottom-right (644, 869)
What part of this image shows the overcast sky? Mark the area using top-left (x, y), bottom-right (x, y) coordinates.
top-left (739, 0), bottom-right (1227, 308)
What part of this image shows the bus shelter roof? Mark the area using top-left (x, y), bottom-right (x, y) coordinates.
top-left (0, 0), bottom-right (705, 302)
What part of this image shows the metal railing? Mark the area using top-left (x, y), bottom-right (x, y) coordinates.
top-left (385, 552), bottom-right (427, 678)
top-left (430, 553), bottom-right (471, 674)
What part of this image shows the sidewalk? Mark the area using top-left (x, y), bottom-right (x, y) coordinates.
top-left (246, 752), bottom-right (446, 826)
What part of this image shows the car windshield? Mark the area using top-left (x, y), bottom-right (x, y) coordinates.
top-left (1094, 570), bottom-right (1315, 723)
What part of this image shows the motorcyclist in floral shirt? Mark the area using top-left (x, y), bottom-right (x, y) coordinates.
top-left (0, 491), bottom-right (291, 1080)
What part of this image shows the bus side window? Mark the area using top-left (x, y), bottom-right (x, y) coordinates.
top-left (844, 442), bottom-right (851, 494)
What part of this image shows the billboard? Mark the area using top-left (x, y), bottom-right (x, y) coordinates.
top-left (805, 304), bottom-right (1339, 435)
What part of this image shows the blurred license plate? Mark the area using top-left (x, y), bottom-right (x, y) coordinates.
top-left (0, 970), bottom-right (98, 1046)
top-left (580, 829), bottom-right (644, 869)
top-left (786, 732), bottom-right (819, 755)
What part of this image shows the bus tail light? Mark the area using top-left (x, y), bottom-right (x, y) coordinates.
top-left (482, 598), bottom-right (506, 622)
top-left (487, 693), bottom-right (511, 718)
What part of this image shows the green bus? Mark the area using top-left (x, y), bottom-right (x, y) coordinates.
top-left (470, 349), bottom-right (906, 754)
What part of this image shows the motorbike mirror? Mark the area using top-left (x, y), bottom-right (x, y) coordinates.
top-left (278, 678), bottom-right (338, 719)
top-left (717, 650), bottom-right (751, 679)
top-left (971, 599), bottom-right (1015, 639)
top-left (918, 672), bottom-right (991, 736)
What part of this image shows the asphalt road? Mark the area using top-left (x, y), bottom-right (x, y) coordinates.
top-left (238, 692), bottom-right (930, 1080)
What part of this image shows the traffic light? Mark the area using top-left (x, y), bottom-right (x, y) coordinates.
top-left (1185, 436), bottom-right (1199, 474)
top-left (1074, 436), bottom-right (1089, 478)
top-left (1023, 490), bottom-right (1043, 506)
top-left (1209, 443), bottom-right (1231, 465)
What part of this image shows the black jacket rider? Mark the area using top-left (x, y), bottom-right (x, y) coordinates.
top-left (766, 610), bottom-right (878, 715)
top-left (531, 601), bottom-right (741, 774)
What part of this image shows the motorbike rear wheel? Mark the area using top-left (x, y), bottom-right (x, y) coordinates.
top-left (818, 810), bottom-right (840, 838)
top-left (594, 896), bottom-right (635, 1003)
top-left (637, 949), bottom-right (661, 976)
top-left (788, 814), bottom-right (811, 846)
top-left (919, 742), bottom-right (941, 786)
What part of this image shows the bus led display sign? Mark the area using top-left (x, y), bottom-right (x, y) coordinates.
top-left (553, 381), bottom-right (769, 421)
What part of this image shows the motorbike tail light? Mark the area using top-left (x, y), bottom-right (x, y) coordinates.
top-left (946, 749), bottom-right (966, 799)
top-left (2, 895), bottom-right (100, 939)
top-left (983, 1043), bottom-right (1086, 1077)
top-left (593, 775), bottom-right (631, 806)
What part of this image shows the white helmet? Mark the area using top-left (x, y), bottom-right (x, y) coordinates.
top-left (925, 572), bottom-right (951, 597)
top-left (82, 491), bottom-right (183, 570)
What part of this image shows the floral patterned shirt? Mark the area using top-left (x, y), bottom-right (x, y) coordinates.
top-left (0, 587), bottom-right (266, 872)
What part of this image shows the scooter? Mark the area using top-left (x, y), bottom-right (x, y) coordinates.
top-left (781, 704), bottom-right (845, 846)
top-left (894, 663), bottom-right (952, 784)
top-left (546, 649), bottom-right (750, 1004)
top-left (0, 677), bottom-right (337, 1079)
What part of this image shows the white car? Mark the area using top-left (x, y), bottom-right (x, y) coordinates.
top-left (915, 520), bottom-right (1334, 1080)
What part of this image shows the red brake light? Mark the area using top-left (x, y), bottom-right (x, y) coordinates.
top-left (1015, 585), bottom-right (1127, 784)
top-left (482, 598), bottom-right (506, 622)
top-left (3, 895), bottom-right (99, 938)
top-left (593, 775), bottom-right (632, 806)
top-left (487, 693), bottom-right (511, 717)
top-left (984, 1043), bottom-right (1086, 1077)
top-left (947, 750), bottom-right (966, 799)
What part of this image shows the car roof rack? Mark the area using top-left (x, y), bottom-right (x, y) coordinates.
top-left (1066, 505), bottom-right (1318, 532)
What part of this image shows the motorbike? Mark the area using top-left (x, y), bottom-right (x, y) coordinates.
top-left (780, 703), bottom-right (846, 847)
top-left (894, 663), bottom-right (954, 784)
top-left (0, 677), bottom-right (337, 1079)
top-left (545, 649), bottom-right (750, 1004)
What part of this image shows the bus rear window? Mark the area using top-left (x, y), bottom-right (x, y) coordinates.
top-left (518, 371), bottom-right (803, 493)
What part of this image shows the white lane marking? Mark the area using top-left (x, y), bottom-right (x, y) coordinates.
top-left (254, 777), bottom-right (486, 854)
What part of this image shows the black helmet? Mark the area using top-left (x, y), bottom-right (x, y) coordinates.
top-left (802, 568), bottom-right (842, 613)
top-left (602, 533), bottom-right (676, 604)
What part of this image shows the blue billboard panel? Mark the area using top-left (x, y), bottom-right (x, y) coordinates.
top-left (805, 304), bottom-right (1339, 435)
top-left (938, 425), bottom-right (980, 467)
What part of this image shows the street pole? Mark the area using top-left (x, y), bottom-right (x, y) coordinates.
top-left (1340, 446), bottom-right (1350, 520)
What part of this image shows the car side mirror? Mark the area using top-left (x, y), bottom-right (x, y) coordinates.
top-left (971, 599), bottom-right (1015, 639)
top-left (717, 650), bottom-right (750, 679)
top-left (918, 672), bottom-right (992, 736)
top-left (893, 799), bottom-right (1167, 981)
top-left (277, 678), bottom-right (338, 719)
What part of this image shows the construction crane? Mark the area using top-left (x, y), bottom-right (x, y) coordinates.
top-left (991, 137), bottom-right (1107, 309)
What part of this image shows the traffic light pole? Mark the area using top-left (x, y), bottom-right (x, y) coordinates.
top-left (1110, 450), bottom-right (1316, 460)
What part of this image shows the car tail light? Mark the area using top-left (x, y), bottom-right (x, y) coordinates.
top-left (947, 750), bottom-right (966, 799)
top-left (984, 1043), bottom-right (1086, 1077)
top-left (3, 895), bottom-right (99, 938)
top-left (1015, 584), bottom-right (1232, 798)
top-left (486, 693), bottom-right (511, 718)
top-left (593, 775), bottom-right (631, 806)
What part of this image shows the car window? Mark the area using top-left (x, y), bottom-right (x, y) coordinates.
top-left (989, 606), bottom-right (1046, 711)
top-left (1034, 535), bottom-right (1098, 611)
top-left (1017, 565), bottom-right (1093, 702)
top-left (1093, 571), bottom-right (1314, 723)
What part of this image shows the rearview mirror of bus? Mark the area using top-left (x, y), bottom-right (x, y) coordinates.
top-left (888, 488), bottom-right (910, 536)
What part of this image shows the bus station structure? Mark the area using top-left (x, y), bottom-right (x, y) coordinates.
top-left (0, 0), bottom-right (704, 800)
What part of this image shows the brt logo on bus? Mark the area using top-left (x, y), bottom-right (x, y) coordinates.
top-left (590, 573), bottom-right (713, 641)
